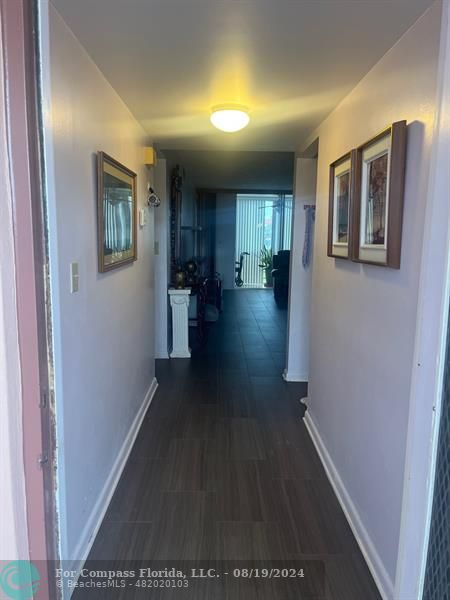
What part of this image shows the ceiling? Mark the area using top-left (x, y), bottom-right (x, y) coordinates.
top-left (51, 0), bottom-right (433, 152)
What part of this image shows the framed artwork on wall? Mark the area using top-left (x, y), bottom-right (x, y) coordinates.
top-left (327, 150), bottom-right (355, 259)
top-left (97, 151), bottom-right (137, 272)
top-left (351, 121), bottom-right (407, 268)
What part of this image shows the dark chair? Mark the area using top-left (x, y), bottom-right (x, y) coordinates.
top-left (272, 250), bottom-right (290, 303)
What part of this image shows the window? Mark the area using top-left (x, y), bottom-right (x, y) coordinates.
top-left (235, 193), bottom-right (293, 288)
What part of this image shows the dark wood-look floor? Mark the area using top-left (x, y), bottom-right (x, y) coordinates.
top-left (75, 290), bottom-right (381, 599)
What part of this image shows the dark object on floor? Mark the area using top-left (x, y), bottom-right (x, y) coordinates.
top-left (235, 252), bottom-right (250, 287)
top-left (204, 275), bottom-right (222, 311)
top-left (272, 250), bottom-right (291, 303)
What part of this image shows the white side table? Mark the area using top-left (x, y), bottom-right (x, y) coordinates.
top-left (168, 288), bottom-right (191, 358)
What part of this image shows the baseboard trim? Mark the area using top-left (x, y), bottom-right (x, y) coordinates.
top-left (66, 377), bottom-right (158, 592)
top-left (303, 410), bottom-right (394, 600)
top-left (282, 369), bottom-right (308, 382)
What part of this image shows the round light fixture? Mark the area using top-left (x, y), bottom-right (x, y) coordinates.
top-left (210, 105), bottom-right (250, 133)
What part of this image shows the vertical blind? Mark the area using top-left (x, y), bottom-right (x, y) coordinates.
top-left (283, 195), bottom-right (293, 250)
top-left (235, 194), bottom-right (293, 288)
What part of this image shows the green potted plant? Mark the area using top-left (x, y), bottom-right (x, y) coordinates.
top-left (259, 246), bottom-right (273, 287)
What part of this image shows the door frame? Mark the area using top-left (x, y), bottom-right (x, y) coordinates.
top-left (285, 142), bottom-right (318, 383)
top-left (394, 1), bottom-right (450, 597)
top-left (1, 0), bottom-right (59, 596)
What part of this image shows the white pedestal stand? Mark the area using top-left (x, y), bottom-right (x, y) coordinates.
top-left (168, 288), bottom-right (191, 358)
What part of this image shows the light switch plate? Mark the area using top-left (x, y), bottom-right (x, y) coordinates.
top-left (70, 262), bottom-right (79, 293)
top-left (139, 208), bottom-right (147, 227)
top-left (154, 241), bottom-right (159, 255)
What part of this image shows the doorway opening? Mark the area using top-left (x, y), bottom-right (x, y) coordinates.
top-left (190, 186), bottom-right (295, 362)
top-left (235, 193), bottom-right (293, 289)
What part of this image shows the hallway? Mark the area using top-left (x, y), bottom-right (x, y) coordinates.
top-left (77, 290), bottom-right (380, 599)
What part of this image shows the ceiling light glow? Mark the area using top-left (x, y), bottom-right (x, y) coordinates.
top-left (210, 105), bottom-right (250, 133)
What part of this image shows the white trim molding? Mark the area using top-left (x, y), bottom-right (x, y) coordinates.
top-left (66, 377), bottom-right (158, 592)
top-left (304, 409), bottom-right (394, 600)
top-left (282, 369), bottom-right (308, 383)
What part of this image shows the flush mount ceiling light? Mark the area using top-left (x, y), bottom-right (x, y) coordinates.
top-left (210, 105), bottom-right (250, 133)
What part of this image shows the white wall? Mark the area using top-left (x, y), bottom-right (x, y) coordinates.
top-left (395, 2), bottom-right (450, 597)
top-left (215, 193), bottom-right (237, 289)
top-left (163, 150), bottom-right (295, 191)
top-left (154, 158), bottom-right (169, 357)
top-left (302, 3), bottom-right (442, 598)
top-left (42, 4), bottom-right (156, 567)
top-left (285, 157), bottom-right (317, 382)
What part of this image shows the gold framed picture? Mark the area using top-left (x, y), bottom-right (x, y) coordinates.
top-left (97, 151), bottom-right (137, 272)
